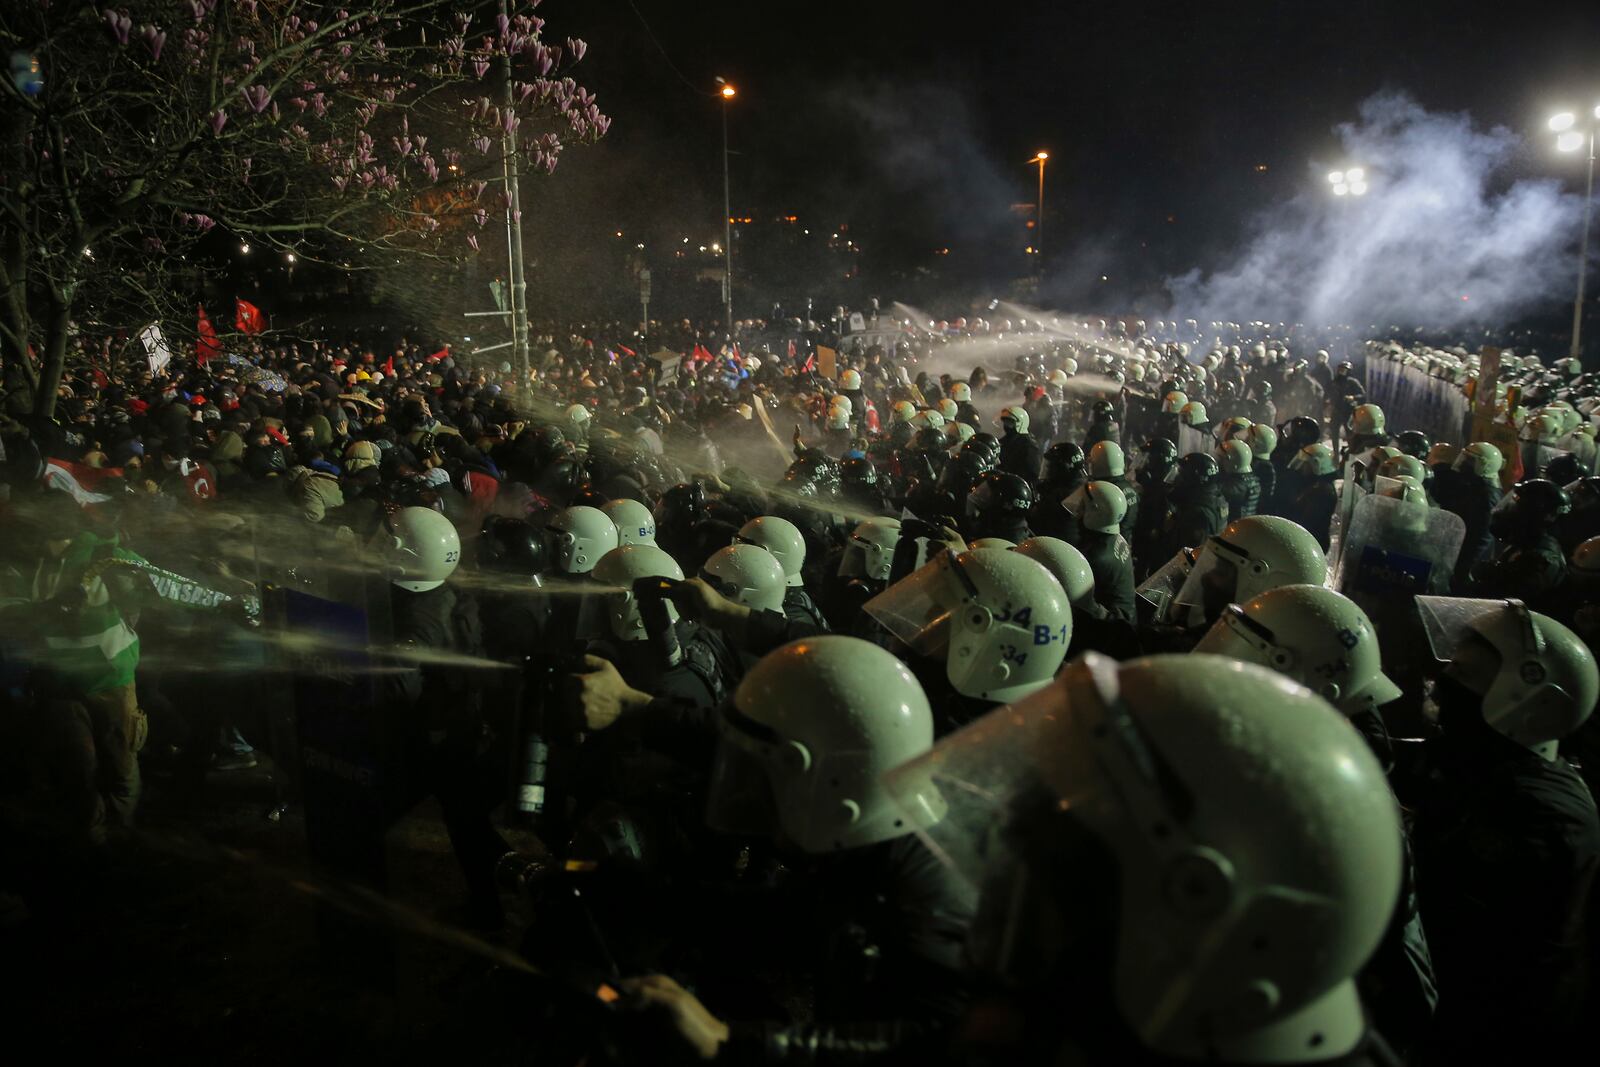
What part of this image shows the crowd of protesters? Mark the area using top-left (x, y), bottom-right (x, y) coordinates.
top-left (1, 308), bottom-right (1598, 1066)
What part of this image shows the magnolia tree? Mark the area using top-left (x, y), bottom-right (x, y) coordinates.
top-left (0, 0), bottom-right (607, 416)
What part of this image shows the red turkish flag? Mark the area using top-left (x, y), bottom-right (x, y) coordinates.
top-left (235, 298), bottom-right (265, 335)
top-left (196, 305), bottom-right (222, 364)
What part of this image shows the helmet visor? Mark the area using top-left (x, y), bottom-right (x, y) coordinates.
top-left (863, 550), bottom-right (972, 655)
top-left (1417, 596), bottom-right (1534, 666)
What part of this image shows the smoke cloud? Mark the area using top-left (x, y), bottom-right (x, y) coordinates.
top-left (1167, 91), bottom-right (1585, 329)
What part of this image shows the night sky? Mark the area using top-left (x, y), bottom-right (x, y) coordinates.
top-left (518, 0), bottom-right (1600, 314)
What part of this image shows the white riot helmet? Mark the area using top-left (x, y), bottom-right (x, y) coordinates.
top-left (1454, 441), bottom-right (1504, 481)
top-left (1377, 454), bottom-right (1426, 485)
top-left (590, 544), bottom-right (684, 642)
top-left (1220, 415), bottom-right (1253, 440)
top-left (1419, 597), bottom-right (1599, 759)
top-left (1520, 410), bottom-right (1561, 443)
top-left (950, 382), bottom-right (972, 403)
top-left (1048, 369), bottom-right (1069, 387)
top-left (891, 400), bottom-right (917, 423)
top-left (937, 398), bottom-right (960, 421)
top-left (1162, 390), bottom-right (1188, 414)
top-left (1060, 357), bottom-right (1079, 376)
top-left (1349, 403), bottom-right (1386, 436)
top-left (1173, 515), bottom-right (1328, 628)
top-left (1195, 584), bottom-right (1400, 718)
top-left (829, 393), bottom-right (853, 415)
top-left (998, 406), bottom-right (1030, 434)
top-left (600, 498), bottom-right (657, 546)
top-left (826, 407), bottom-right (852, 430)
top-left (734, 515), bottom-right (807, 588)
top-left (566, 403), bottom-right (592, 426)
top-left (911, 408), bottom-right (947, 431)
top-left (1014, 536), bottom-right (1096, 606)
top-left (1217, 439), bottom-right (1253, 475)
top-left (375, 506), bottom-right (461, 592)
top-left (1288, 443), bottom-right (1336, 476)
top-left (709, 636), bottom-right (935, 854)
top-left (1066, 480), bottom-right (1128, 535)
top-left (839, 369), bottom-right (862, 390)
top-left (1245, 422), bottom-right (1277, 460)
top-left (839, 518), bottom-right (902, 582)
top-left (544, 505), bottom-right (620, 575)
top-left (864, 548), bottom-right (1071, 703)
top-left (954, 422), bottom-right (977, 444)
top-left (1179, 401), bottom-right (1209, 427)
top-left (1088, 440), bottom-right (1125, 478)
top-left (886, 652), bottom-right (1402, 1064)
top-left (701, 543), bottom-right (788, 614)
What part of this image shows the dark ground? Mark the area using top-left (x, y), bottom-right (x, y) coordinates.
top-left (2, 758), bottom-right (554, 1064)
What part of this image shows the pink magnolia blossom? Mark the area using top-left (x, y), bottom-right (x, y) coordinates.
top-left (472, 58), bottom-right (490, 79)
top-left (566, 38), bottom-right (586, 62)
top-left (497, 13), bottom-right (510, 36)
top-left (472, 136), bottom-right (492, 155)
top-left (104, 9), bottom-right (132, 45)
top-left (238, 0), bottom-right (257, 15)
top-left (241, 84), bottom-right (271, 113)
top-left (184, 0), bottom-right (204, 23)
top-left (501, 111), bottom-right (519, 134)
top-left (209, 109), bottom-right (228, 135)
top-left (141, 24), bottom-right (166, 61)
top-left (466, 234), bottom-right (479, 252)
top-left (473, 208), bottom-right (488, 227)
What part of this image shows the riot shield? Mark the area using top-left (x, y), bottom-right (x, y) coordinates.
top-left (1335, 495), bottom-right (1465, 737)
top-left (1336, 493), bottom-right (1465, 602)
top-left (1135, 549), bottom-right (1193, 626)
top-left (1177, 422), bottom-right (1211, 458)
top-left (1327, 458), bottom-right (1371, 578)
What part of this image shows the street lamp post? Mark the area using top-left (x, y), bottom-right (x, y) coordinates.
top-left (1031, 151), bottom-right (1048, 267)
top-left (717, 79), bottom-right (736, 340)
top-left (1550, 107), bottom-right (1600, 363)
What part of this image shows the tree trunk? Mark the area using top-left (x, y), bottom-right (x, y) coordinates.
top-left (32, 297), bottom-right (70, 419)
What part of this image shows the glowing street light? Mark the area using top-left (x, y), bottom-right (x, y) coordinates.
top-left (715, 77), bottom-right (736, 332)
top-left (1547, 104), bottom-right (1600, 361)
top-left (1328, 167), bottom-right (1367, 197)
top-left (1030, 151), bottom-right (1048, 267)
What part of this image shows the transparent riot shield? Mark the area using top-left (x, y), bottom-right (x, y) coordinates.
top-left (1177, 422), bottom-right (1211, 459)
top-left (1336, 493), bottom-right (1465, 603)
top-left (1336, 495), bottom-right (1466, 737)
top-left (1327, 458), bottom-right (1372, 578)
top-left (1135, 549), bottom-right (1193, 626)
